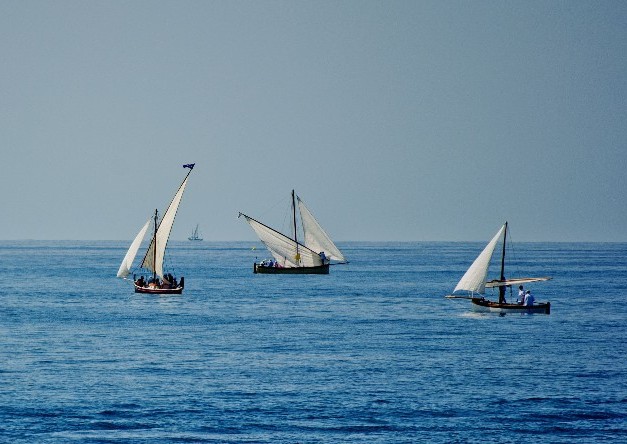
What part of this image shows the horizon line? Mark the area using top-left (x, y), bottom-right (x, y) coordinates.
top-left (1, 239), bottom-right (626, 244)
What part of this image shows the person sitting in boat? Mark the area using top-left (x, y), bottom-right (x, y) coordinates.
top-left (166, 273), bottom-right (177, 288)
top-left (136, 276), bottom-right (146, 287)
top-left (167, 274), bottom-right (178, 288)
top-left (524, 290), bottom-right (535, 306)
top-left (517, 285), bottom-right (525, 304)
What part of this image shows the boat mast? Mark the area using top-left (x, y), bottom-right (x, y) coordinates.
top-left (153, 209), bottom-right (158, 283)
top-left (292, 189), bottom-right (299, 264)
top-left (499, 221), bottom-right (508, 304)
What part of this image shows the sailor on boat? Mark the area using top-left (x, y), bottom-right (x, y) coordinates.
top-left (318, 251), bottom-right (329, 265)
top-left (517, 285), bottom-right (525, 304)
top-left (136, 275), bottom-right (146, 287)
top-left (524, 290), bottom-right (535, 306)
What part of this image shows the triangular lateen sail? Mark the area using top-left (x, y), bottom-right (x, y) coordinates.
top-left (297, 196), bottom-right (346, 262)
top-left (141, 174), bottom-right (191, 278)
top-left (117, 218), bottom-right (151, 278)
top-left (239, 213), bottom-right (323, 268)
top-left (453, 224), bottom-right (506, 295)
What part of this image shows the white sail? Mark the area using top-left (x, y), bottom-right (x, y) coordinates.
top-left (117, 218), bottom-right (151, 278)
top-left (240, 214), bottom-right (323, 268)
top-left (141, 175), bottom-right (190, 278)
top-left (454, 224), bottom-right (506, 294)
top-left (297, 196), bottom-right (346, 262)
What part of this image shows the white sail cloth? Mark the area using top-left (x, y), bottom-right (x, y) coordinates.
top-left (454, 224), bottom-right (506, 294)
top-left (240, 214), bottom-right (322, 268)
top-left (117, 218), bottom-right (151, 278)
top-left (141, 175), bottom-right (190, 278)
top-left (297, 196), bottom-right (345, 262)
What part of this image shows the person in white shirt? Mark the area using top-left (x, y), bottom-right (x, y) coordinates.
top-left (517, 285), bottom-right (525, 304)
top-left (524, 290), bottom-right (535, 306)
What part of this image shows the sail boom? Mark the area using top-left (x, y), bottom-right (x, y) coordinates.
top-left (485, 277), bottom-right (552, 288)
top-left (238, 213), bottom-right (319, 256)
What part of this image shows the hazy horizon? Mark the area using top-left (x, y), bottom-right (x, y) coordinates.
top-left (2, 238), bottom-right (624, 244)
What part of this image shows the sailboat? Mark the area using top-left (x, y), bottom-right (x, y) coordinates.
top-left (188, 224), bottom-right (203, 241)
top-left (117, 163), bottom-right (195, 294)
top-left (446, 222), bottom-right (552, 314)
top-left (238, 190), bottom-right (347, 274)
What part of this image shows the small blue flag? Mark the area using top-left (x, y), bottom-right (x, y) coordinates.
top-left (183, 163), bottom-right (195, 169)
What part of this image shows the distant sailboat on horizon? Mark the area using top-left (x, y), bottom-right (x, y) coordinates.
top-left (188, 224), bottom-right (203, 241)
top-left (238, 190), bottom-right (347, 274)
top-left (117, 163), bottom-right (195, 294)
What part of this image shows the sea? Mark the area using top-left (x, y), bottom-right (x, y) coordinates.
top-left (1, 240), bottom-right (626, 443)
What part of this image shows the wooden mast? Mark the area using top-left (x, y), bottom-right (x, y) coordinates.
top-left (292, 189), bottom-right (300, 265)
top-left (153, 209), bottom-right (158, 284)
top-left (499, 221), bottom-right (508, 304)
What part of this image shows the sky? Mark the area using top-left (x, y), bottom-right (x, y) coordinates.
top-left (1, 0), bottom-right (626, 242)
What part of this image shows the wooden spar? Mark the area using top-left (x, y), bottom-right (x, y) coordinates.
top-left (237, 212), bottom-right (319, 256)
top-left (292, 189), bottom-right (299, 264)
top-left (152, 209), bottom-right (158, 283)
top-left (499, 221), bottom-right (508, 304)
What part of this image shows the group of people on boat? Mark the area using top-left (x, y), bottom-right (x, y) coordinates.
top-left (258, 251), bottom-right (330, 269)
top-left (517, 285), bottom-right (535, 306)
top-left (135, 273), bottom-right (180, 289)
top-left (258, 259), bottom-right (284, 268)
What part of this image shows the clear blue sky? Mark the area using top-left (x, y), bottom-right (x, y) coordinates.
top-left (1, 1), bottom-right (625, 242)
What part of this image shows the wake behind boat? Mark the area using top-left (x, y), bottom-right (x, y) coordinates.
top-left (445, 222), bottom-right (552, 314)
top-left (238, 190), bottom-right (347, 274)
top-left (117, 163), bottom-right (195, 294)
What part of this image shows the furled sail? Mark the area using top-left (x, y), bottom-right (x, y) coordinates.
top-left (297, 196), bottom-right (346, 262)
top-left (454, 224), bottom-right (506, 294)
top-left (239, 213), bottom-right (323, 268)
top-left (117, 218), bottom-right (151, 278)
top-left (485, 277), bottom-right (552, 288)
top-left (141, 175), bottom-right (190, 278)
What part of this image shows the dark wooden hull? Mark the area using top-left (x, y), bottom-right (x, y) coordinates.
top-left (254, 263), bottom-right (329, 274)
top-left (134, 284), bottom-right (183, 294)
top-left (471, 298), bottom-right (550, 314)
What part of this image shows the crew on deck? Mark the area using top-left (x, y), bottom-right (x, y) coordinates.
top-left (523, 290), bottom-right (535, 306)
top-left (135, 274), bottom-right (180, 289)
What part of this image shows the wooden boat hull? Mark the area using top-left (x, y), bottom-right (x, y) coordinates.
top-left (471, 298), bottom-right (550, 314)
top-left (254, 263), bottom-right (329, 274)
top-left (134, 284), bottom-right (183, 294)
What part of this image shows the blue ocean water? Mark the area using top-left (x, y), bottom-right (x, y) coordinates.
top-left (1, 241), bottom-right (626, 443)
